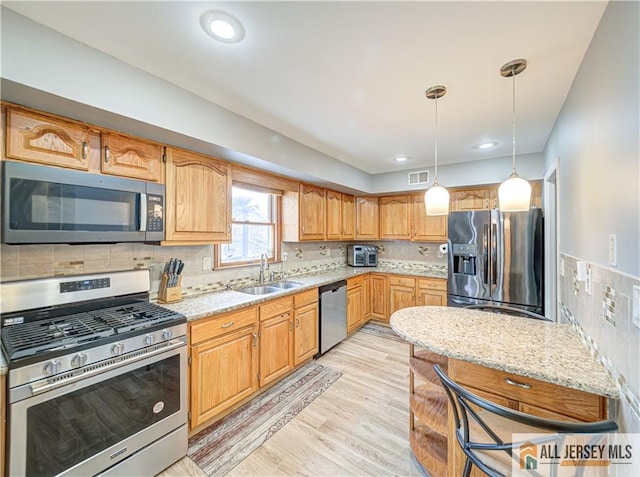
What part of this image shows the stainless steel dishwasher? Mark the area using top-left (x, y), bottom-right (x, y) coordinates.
top-left (318, 280), bottom-right (347, 355)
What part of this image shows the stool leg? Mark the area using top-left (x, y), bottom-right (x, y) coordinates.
top-left (462, 457), bottom-right (473, 477)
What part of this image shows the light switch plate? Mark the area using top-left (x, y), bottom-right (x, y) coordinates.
top-left (633, 285), bottom-right (640, 329)
top-left (202, 256), bottom-right (212, 270)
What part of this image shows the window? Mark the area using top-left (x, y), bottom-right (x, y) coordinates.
top-left (216, 186), bottom-right (279, 267)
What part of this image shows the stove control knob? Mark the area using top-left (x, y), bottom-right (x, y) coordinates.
top-left (111, 343), bottom-right (125, 356)
top-left (144, 335), bottom-right (155, 346)
top-left (71, 353), bottom-right (88, 368)
top-left (43, 360), bottom-right (61, 375)
top-left (161, 329), bottom-right (173, 341)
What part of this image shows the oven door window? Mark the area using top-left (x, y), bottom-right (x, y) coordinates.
top-left (25, 355), bottom-right (180, 477)
top-left (9, 178), bottom-right (139, 232)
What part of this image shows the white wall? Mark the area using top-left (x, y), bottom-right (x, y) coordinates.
top-left (544, 1), bottom-right (639, 277)
top-left (0, 7), bottom-right (373, 193)
top-left (371, 152), bottom-right (545, 194)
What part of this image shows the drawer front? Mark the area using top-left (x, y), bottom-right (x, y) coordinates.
top-left (449, 359), bottom-right (604, 421)
top-left (389, 276), bottom-right (416, 288)
top-left (190, 306), bottom-right (257, 344)
top-left (347, 275), bottom-right (364, 289)
top-left (294, 288), bottom-right (318, 308)
top-left (260, 296), bottom-right (293, 321)
top-left (418, 278), bottom-right (447, 291)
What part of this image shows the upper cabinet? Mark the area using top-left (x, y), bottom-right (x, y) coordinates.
top-left (5, 107), bottom-right (100, 171)
top-left (379, 195), bottom-right (411, 240)
top-left (164, 147), bottom-right (231, 244)
top-left (341, 194), bottom-right (355, 240)
top-left (412, 194), bottom-right (447, 242)
top-left (283, 183), bottom-right (326, 241)
top-left (450, 187), bottom-right (496, 211)
top-left (326, 191), bottom-right (355, 241)
top-left (100, 131), bottom-right (163, 182)
top-left (356, 196), bottom-right (379, 240)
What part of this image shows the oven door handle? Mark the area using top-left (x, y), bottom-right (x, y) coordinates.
top-left (28, 339), bottom-right (185, 397)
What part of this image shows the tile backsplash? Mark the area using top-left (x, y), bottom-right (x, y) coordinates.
top-left (559, 253), bottom-right (640, 432)
top-left (1, 240), bottom-right (446, 299)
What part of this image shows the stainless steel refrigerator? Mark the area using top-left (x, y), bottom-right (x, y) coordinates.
top-left (447, 209), bottom-right (543, 315)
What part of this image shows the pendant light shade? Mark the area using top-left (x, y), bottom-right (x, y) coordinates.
top-left (499, 59), bottom-right (531, 212)
top-left (424, 85), bottom-right (449, 216)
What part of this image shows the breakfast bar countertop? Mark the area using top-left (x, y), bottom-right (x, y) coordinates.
top-left (390, 306), bottom-right (619, 399)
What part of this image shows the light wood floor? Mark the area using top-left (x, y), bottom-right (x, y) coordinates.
top-left (159, 330), bottom-right (419, 477)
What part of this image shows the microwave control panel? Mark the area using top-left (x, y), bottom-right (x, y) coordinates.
top-left (147, 194), bottom-right (164, 232)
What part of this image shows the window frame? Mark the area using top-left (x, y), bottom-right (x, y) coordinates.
top-left (214, 184), bottom-right (281, 269)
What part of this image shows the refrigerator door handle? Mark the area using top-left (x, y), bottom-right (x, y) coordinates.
top-left (482, 224), bottom-right (489, 285)
top-left (491, 223), bottom-right (498, 286)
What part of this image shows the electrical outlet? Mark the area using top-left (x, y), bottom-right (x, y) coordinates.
top-left (609, 234), bottom-right (617, 267)
top-left (560, 258), bottom-right (565, 277)
top-left (202, 256), bottom-right (212, 270)
top-left (282, 252), bottom-right (288, 262)
top-left (633, 285), bottom-right (640, 329)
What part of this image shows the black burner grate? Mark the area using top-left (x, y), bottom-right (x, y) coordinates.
top-left (88, 302), bottom-right (183, 333)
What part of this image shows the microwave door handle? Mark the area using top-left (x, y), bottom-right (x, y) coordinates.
top-left (139, 193), bottom-right (147, 232)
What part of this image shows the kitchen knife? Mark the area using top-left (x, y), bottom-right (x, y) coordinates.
top-left (175, 261), bottom-right (185, 287)
top-left (168, 258), bottom-right (177, 287)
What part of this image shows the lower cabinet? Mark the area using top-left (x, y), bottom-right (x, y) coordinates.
top-left (416, 278), bottom-right (447, 306)
top-left (189, 307), bottom-right (259, 428)
top-left (370, 273), bottom-right (388, 322)
top-left (347, 276), bottom-right (364, 333)
top-left (363, 274), bottom-right (372, 321)
top-left (259, 296), bottom-right (294, 387)
top-left (389, 275), bottom-right (448, 317)
top-left (293, 289), bottom-right (319, 365)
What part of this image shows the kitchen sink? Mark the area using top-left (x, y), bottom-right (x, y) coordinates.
top-left (269, 281), bottom-right (302, 289)
top-left (236, 285), bottom-right (280, 295)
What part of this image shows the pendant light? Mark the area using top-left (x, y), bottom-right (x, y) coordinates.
top-left (424, 85), bottom-right (449, 216)
top-left (498, 59), bottom-right (531, 212)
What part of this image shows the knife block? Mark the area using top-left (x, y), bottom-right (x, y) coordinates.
top-left (157, 273), bottom-right (183, 304)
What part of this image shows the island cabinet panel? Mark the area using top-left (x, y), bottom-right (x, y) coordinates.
top-left (341, 194), bottom-right (356, 240)
top-left (6, 107), bottom-right (100, 171)
top-left (164, 147), bottom-right (232, 243)
top-left (379, 195), bottom-right (412, 240)
top-left (355, 196), bottom-right (379, 240)
top-left (100, 131), bottom-right (163, 182)
top-left (189, 309), bottom-right (259, 428)
top-left (412, 194), bottom-right (447, 242)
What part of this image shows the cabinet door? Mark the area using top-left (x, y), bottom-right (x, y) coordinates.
top-left (450, 188), bottom-right (493, 211)
top-left (259, 313), bottom-right (293, 387)
top-left (294, 302), bottom-right (319, 365)
top-left (6, 107), bottom-right (99, 171)
top-left (379, 195), bottom-right (411, 240)
top-left (356, 197), bottom-right (379, 239)
top-left (363, 275), bottom-right (372, 321)
top-left (412, 195), bottom-right (447, 242)
top-left (325, 190), bottom-right (343, 240)
top-left (190, 325), bottom-right (258, 428)
top-left (389, 285), bottom-right (415, 316)
top-left (347, 286), bottom-right (363, 333)
top-left (370, 274), bottom-right (388, 321)
top-left (416, 289), bottom-right (446, 307)
top-left (101, 132), bottom-right (163, 182)
top-left (342, 194), bottom-right (355, 240)
top-left (299, 184), bottom-right (326, 240)
top-left (165, 148), bottom-right (231, 243)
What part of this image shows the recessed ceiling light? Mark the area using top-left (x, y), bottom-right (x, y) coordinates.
top-left (393, 156), bottom-right (409, 163)
top-left (200, 11), bottom-right (245, 43)
top-left (475, 141), bottom-right (499, 150)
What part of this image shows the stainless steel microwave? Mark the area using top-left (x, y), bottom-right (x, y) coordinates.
top-left (2, 161), bottom-right (165, 244)
top-left (347, 245), bottom-right (378, 267)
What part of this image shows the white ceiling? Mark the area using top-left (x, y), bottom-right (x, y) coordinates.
top-left (4, 1), bottom-right (607, 175)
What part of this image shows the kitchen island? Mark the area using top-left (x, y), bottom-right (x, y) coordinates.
top-left (390, 306), bottom-right (618, 477)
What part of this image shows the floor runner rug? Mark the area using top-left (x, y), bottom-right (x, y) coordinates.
top-left (358, 322), bottom-right (406, 343)
top-left (188, 362), bottom-right (342, 476)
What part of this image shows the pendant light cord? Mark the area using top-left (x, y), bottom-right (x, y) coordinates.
top-left (434, 93), bottom-right (439, 183)
top-left (512, 66), bottom-right (517, 174)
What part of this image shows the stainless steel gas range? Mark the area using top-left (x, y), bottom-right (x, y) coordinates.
top-left (0, 270), bottom-right (188, 477)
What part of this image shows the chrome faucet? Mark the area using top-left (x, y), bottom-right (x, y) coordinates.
top-left (259, 253), bottom-right (270, 283)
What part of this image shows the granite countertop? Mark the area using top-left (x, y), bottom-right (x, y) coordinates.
top-left (390, 306), bottom-right (618, 399)
top-left (163, 265), bottom-right (446, 321)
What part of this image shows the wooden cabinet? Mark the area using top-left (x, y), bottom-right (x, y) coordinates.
top-left (416, 278), bottom-right (447, 307)
top-left (164, 147), bottom-right (231, 243)
top-left (447, 358), bottom-right (608, 477)
top-left (389, 276), bottom-right (417, 316)
top-left (450, 187), bottom-right (495, 211)
top-left (363, 274), bottom-right (372, 321)
top-left (189, 307), bottom-right (259, 428)
top-left (100, 131), bottom-right (163, 182)
top-left (325, 190), bottom-right (343, 240)
top-left (258, 296), bottom-right (294, 387)
top-left (369, 273), bottom-right (388, 322)
top-left (379, 195), bottom-right (412, 240)
top-left (355, 196), bottom-right (379, 240)
top-left (1, 373), bottom-right (5, 477)
top-left (293, 289), bottom-right (319, 365)
top-left (347, 276), bottom-right (364, 333)
top-left (342, 194), bottom-right (355, 240)
top-left (5, 107), bottom-right (100, 171)
top-left (282, 183), bottom-right (326, 241)
top-left (412, 194), bottom-right (447, 242)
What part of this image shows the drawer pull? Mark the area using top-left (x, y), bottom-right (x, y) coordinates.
top-left (504, 377), bottom-right (531, 389)
top-left (221, 321), bottom-right (235, 329)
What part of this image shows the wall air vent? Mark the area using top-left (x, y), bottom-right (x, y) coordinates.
top-left (408, 170), bottom-right (429, 185)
